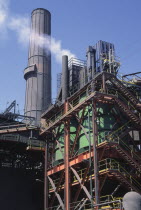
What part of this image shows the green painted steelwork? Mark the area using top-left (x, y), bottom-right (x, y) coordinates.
top-left (53, 119), bottom-right (78, 166)
top-left (53, 124), bottom-right (64, 166)
top-left (78, 92), bottom-right (118, 154)
top-left (53, 92), bottom-right (123, 163)
top-left (97, 104), bottom-right (118, 144)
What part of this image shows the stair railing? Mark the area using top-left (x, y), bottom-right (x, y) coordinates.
top-left (99, 159), bottom-right (141, 192)
top-left (105, 127), bottom-right (141, 165)
top-left (106, 120), bottom-right (131, 139)
top-left (107, 88), bottom-right (137, 112)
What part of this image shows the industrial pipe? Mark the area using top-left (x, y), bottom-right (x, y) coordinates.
top-left (24, 8), bottom-right (51, 125)
top-left (62, 55), bottom-right (69, 102)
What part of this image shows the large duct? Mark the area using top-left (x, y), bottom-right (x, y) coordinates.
top-left (62, 55), bottom-right (69, 102)
top-left (86, 46), bottom-right (95, 82)
top-left (24, 8), bottom-right (51, 125)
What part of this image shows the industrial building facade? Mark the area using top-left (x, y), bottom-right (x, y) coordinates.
top-left (0, 8), bottom-right (141, 210)
top-left (41, 40), bottom-right (141, 209)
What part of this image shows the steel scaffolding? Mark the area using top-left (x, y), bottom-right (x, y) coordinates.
top-left (41, 72), bottom-right (141, 210)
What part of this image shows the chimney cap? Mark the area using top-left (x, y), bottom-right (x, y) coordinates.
top-left (32, 8), bottom-right (51, 16)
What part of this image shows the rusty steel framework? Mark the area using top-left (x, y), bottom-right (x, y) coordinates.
top-left (0, 113), bottom-right (45, 208)
top-left (2, 7), bottom-right (141, 209)
top-left (41, 71), bottom-right (141, 210)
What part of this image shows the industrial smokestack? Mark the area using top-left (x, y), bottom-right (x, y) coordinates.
top-left (24, 8), bottom-right (51, 125)
top-left (62, 55), bottom-right (69, 102)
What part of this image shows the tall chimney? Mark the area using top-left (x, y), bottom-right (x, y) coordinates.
top-left (24, 8), bottom-right (51, 125)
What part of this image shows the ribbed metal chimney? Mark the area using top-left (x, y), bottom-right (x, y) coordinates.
top-left (24, 8), bottom-right (51, 125)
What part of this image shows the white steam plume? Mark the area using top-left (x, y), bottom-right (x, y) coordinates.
top-left (8, 16), bottom-right (30, 46)
top-left (31, 33), bottom-right (76, 63)
top-left (0, 0), bottom-right (76, 63)
top-left (51, 37), bottom-right (76, 62)
top-left (0, 0), bottom-right (30, 45)
top-left (0, 0), bottom-right (8, 26)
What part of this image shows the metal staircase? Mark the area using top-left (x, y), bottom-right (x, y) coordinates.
top-left (115, 143), bottom-right (141, 172)
top-left (93, 72), bottom-right (141, 126)
top-left (99, 159), bottom-right (141, 194)
top-left (106, 121), bottom-right (141, 172)
top-left (114, 97), bottom-right (141, 125)
top-left (71, 158), bottom-right (141, 194)
top-left (110, 94), bottom-right (140, 125)
top-left (102, 72), bottom-right (141, 192)
top-left (104, 74), bottom-right (141, 126)
top-left (106, 73), bottom-right (141, 109)
top-left (111, 170), bottom-right (140, 193)
top-left (102, 73), bottom-right (141, 173)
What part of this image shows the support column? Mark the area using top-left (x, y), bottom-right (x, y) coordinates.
top-left (44, 141), bottom-right (48, 210)
top-left (64, 101), bottom-right (70, 210)
top-left (102, 72), bottom-right (106, 92)
top-left (92, 100), bottom-right (100, 206)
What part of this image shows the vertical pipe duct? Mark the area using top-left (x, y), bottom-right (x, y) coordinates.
top-left (62, 55), bottom-right (69, 102)
top-left (86, 46), bottom-right (95, 82)
top-left (24, 8), bottom-right (51, 125)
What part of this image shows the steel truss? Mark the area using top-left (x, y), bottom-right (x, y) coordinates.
top-left (42, 72), bottom-right (141, 210)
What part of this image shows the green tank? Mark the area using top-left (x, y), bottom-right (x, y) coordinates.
top-left (97, 103), bottom-right (117, 144)
top-left (78, 92), bottom-right (92, 154)
top-left (54, 92), bottom-right (118, 161)
top-left (53, 119), bottom-right (78, 166)
top-left (78, 101), bottom-right (118, 154)
top-left (53, 124), bottom-right (64, 166)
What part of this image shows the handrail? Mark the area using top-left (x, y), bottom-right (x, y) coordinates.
top-left (117, 72), bottom-right (134, 84)
top-left (42, 74), bottom-right (141, 135)
top-left (28, 139), bottom-right (45, 148)
top-left (107, 88), bottom-right (137, 112)
top-left (106, 120), bottom-right (131, 139)
top-left (0, 134), bottom-right (45, 149)
top-left (49, 158), bottom-right (141, 192)
top-left (0, 123), bottom-right (26, 130)
top-left (108, 137), bottom-right (141, 163)
top-left (99, 158), bottom-right (141, 191)
top-left (42, 72), bottom-right (103, 131)
top-left (70, 198), bottom-right (122, 209)
top-left (42, 90), bottom-right (139, 134)
top-left (42, 84), bottom-right (94, 131)
top-left (104, 122), bottom-right (141, 164)
top-left (109, 74), bottom-right (138, 101)
top-left (0, 123), bottom-right (38, 131)
top-left (50, 196), bottom-right (122, 210)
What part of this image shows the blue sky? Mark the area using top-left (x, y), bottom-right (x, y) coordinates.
top-left (0, 0), bottom-right (141, 113)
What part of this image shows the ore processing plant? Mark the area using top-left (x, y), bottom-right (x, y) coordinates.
top-left (0, 7), bottom-right (141, 210)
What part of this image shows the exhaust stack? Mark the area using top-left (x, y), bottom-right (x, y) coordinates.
top-left (62, 55), bottom-right (69, 102)
top-left (24, 8), bottom-right (51, 125)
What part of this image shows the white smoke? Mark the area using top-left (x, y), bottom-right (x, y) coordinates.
top-left (0, 0), bottom-right (30, 45)
top-left (31, 33), bottom-right (76, 63)
top-left (51, 37), bottom-right (76, 62)
top-left (0, 0), bottom-right (76, 62)
top-left (0, 0), bottom-right (8, 26)
top-left (0, 0), bottom-right (9, 37)
top-left (8, 16), bottom-right (30, 46)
